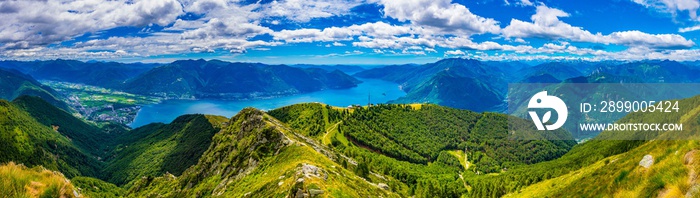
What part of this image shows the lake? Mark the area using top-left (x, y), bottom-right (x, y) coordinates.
top-left (129, 78), bottom-right (406, 127)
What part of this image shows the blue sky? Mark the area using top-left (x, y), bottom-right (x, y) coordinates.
top-left (3, 0), bottom-right (700, 64)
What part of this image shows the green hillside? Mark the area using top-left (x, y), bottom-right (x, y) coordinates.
top-left (0, 99), bottom-right (101, 178)
top-left (465, 94), bottom-right (700, 197)
top-left (2, 93), bottom-right (697, 197)
top-left (104, 114), bottom-right (228, 185)
top-left (12, 95), bottom-right (112, 157)
top-left (128, 108), bottom-right (397, 197)
top-left (268, 103), bottom-right (576, 197)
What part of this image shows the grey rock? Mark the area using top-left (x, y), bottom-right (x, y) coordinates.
top-left (295, 189), bottom-right (306, 198)
top-left (639, 154), bottom-right (654, 168)
top-left (309, 189), bottom-right (324, 196)
top-left (378, 183), bottom-right (390, 190)
top-left (302, 163), bottom-right (321, 177)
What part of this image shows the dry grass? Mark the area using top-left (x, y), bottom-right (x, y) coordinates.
top-left (0, 162), bottom-right (78, 198)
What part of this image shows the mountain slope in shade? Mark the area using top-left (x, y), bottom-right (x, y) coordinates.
top-left (0, 68), bottom-right (71, 112)
top-left (355, 58), bottom-right (700, 114)
top-left (0, 59), bottom-right (159, 88)
top-left (122, 59), bottom-right (361, 99)
top-left (353, 59), bottom-right (511, 111)
top-left (103, 114), bottom-right (228, 185)
top-left (291, 64), bottom-right (366, 74)
top-left (352, 64), bottom-right (419, 81)
top-left (390, 70), bottom-right (505, 112)
top-left (128, 108), bottom-right (396, 197)
top-left (517, 62), bottom-right (585, 82)
top-left (520, 73), bottom-right (561, 83)
top-left (593, 60), bottom-right (700, 83)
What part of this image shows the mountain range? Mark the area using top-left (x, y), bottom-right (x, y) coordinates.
top-left (2, 58), bottom-right (700, 197)
top-left (0, 59), bottom-right (159, 88)
top-left (0, 59), bottom-right (363, 100)
top-left (122, 59), bottom-right (361, 99)
top-left (355, 58), bottom-right (700, 113)
top-left (4, 58), bottom-right (700, 113)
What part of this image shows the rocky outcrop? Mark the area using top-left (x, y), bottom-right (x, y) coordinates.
top-left (639, 154), bottom-right (654, 168)
top-left (289, 163), bottom-right (327, 198)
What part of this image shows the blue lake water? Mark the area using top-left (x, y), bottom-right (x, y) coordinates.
top-left (129, 78), bottom-right (406, 128)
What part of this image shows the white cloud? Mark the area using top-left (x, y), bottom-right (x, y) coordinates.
top-left (271, 21), bottom-right (418, 43)
top-left (519, 0), bottom-right (534, 6)
top-left (272, 27), bottom-right (354, 43)
top-left (444, 50), bottom-right (466, 56)
top-left (181, 18), bottom-right (272, 39)
top-left (262, 0), bottom-right (364, 22)
top-left (186, 0), bottom-right (228, 14)
top-left (378, 0), bottom-right (500, 35)
top-left (503, 4), bottom-right (695, 48)
top-left (0, 0), bottom-right (183, 48)
top-left (2, 0), bottom-right (700, 62)
top-left (679, 24), bottom-right (700, 32)
top-left (632, 0), bottom-right (700, 20)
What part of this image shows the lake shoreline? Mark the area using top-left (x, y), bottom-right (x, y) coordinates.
top-left (129, 78), bottom-right (406, 128)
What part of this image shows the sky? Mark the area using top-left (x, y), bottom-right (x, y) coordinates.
top-left (3, 0), bottom-right (700, 64)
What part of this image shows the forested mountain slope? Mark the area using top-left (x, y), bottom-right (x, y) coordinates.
top-left (128, 108), bottom-right (396, 197)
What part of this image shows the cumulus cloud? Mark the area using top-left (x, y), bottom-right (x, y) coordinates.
top-left (503, 4), bottom-right (695, 48)
top-left (0, 0), bottom-right (183, 48)
top-left (186, 0), bottom-right (228, 13)
top-left (262, 0), bottom-right (364, 22)
top-left (444, 50), bottom-right (466, 56)
top-left (632, 0), bottom-right (700, 20)
top-left (0, 0), bottom-right (289, 59)
top-left (519, 0), bottom-right (534, 6)
top-left (1, 0), bottom-right (699, 62)
top-left (181, 18), bottom-right (272, 39)
top-left (378, 0), bottom-right (500, 35)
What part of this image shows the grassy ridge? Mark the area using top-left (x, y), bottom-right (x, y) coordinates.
top-left (128, 108), bottom-right (397, 197)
